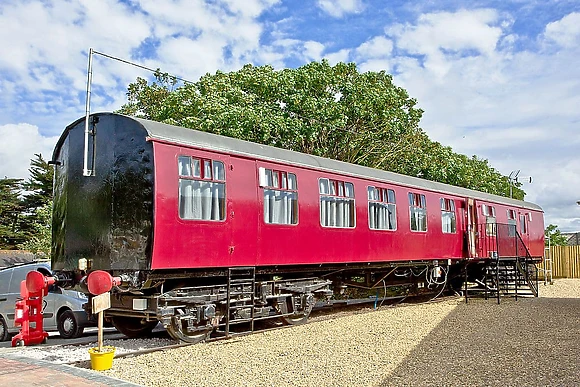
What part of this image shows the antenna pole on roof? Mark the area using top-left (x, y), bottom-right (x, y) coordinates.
top-left (508, 170), bottom-right (520, 199)
top-left (83, 48), bottom-right (94, 177)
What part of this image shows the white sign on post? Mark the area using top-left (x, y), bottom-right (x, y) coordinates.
top-left (92, 292), bottom-right (111, 313)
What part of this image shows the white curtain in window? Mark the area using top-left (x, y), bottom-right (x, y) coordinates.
top-left (179, 180), bottom-right (224, 220)
top-left (369, 202), bottom-right (379, 229)
top-left (264, 190), bottom-right (296, 224)
top-left (370, 203), bottom-right (396, 230)
top-left (321, 197), bottom-right (353, 227)
top-left (442, 211), bottom-right (456, 233)
top-left (201, 182), bottom-right (211, 220)
top-left (179, 180), bottom-right (193, 218)
top-left (411, 208), bottom-right (427, 231)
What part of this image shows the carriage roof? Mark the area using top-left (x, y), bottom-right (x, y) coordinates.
top-left (57, 112), bottom-right (543, 212)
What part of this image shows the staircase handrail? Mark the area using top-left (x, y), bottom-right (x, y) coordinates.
top-left (513, 231), bottom-right (539, 297)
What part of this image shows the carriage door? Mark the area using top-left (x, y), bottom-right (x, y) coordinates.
top-left (466, 198), bottom-right (478, 258)
top-left (226, 156), bottom-right (259, 267)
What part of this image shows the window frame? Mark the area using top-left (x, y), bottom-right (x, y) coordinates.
top-left (440, 197), bottom-right (456, 234)
top-left (408, 192), bottom-right (427, 232)
top-left (481, 204), bottom-right (497, 236)
top-left (367, 186), bottom-right (397, 231)
top-left (177, 155), bottom-right (227, 222)
top-left (507, 209), bottom-right (517, 236)
top-left (258, 167), bottom-right (299, 226)
top-left (520, 213), bottom-right (528, 234)
top-left (318, 177), bottom-right (356, 229)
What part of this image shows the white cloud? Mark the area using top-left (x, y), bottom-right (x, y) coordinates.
top-left (323, 48), bottom-right (351, 64)
top-left (358, 59), bottom-right (390, 73)
top-left (303, 41), bottom-right (326, 61)
top-left (527, 159), bottom-right (580, 232)
top-left (354, 36), bottom-right (393, 72)
top-left (223, 0), bottom-right (281, 18)
top-left (317, 0), bottom-right (364, 18)
top-left (0, 123), bottom-right (59, 180)
top-left (355, 36), bottom-right (393, 59)
top-left (387, 9), bottom-right (503, 78)
top-left (544, 12), bottom-right (580, 48)
top-left (0, 0), bottom-right (281, 134)
top-left (0, 0), bottom-right (151, 91)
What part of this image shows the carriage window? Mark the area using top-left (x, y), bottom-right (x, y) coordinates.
top-left (440, 198), bottom-right (456, 233)
top-left (520, 214), bottom-right (527, 234)
top-left (507, 209), bottom-right (517, 236)
top-left (368, 186), bottom-right (396, 230)
top-left (178, 156), bottom-right (226, 221)
top-left (319, 178), bottom-right (355, 228)
top-left (409, 192), bottom-right (427, 232)
top-left (483, 204), bottom-right (496, 236)
top-left (481, 204), bottom-right (496, 217)
top-left (259, 167), bottom-right (298, 225)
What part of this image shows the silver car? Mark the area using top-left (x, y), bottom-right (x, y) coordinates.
top-left (0, 262), bottom-right (93, 341)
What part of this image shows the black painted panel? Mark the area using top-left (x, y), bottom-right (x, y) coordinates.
top-left (52, 114), bottom-right (154, 272)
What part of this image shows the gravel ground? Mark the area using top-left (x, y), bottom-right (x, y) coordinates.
top-left (5, 336), bottom-right (175, 364)
top-left (100, 280), bottom-right (579, 387)
top-left (3, 279), bottom-right (577, 386)
top-left (380, 281), bottom-right (580, 386)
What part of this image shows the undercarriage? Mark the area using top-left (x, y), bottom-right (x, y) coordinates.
top-left (84, 260), bottom-right (463, 343)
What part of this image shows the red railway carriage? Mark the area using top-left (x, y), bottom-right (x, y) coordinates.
top-left (50, 113), bottom-right (544, 342)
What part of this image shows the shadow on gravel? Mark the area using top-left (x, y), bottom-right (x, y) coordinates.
top-left (379, 297), bottom-right (580, 387)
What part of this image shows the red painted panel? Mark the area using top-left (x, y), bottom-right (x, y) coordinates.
top-left (150, 141), bottom-right (544, 270)
top-left (151, 144), bottom-right (233, 269)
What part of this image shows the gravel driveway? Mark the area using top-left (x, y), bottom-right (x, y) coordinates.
top-left (103, 280), bottom-right (580, 387)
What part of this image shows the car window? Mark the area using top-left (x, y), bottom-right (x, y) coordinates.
top-left (3, 263), bottom-right (51, 294)
top-left (0, 269), bottom-right (13, 294)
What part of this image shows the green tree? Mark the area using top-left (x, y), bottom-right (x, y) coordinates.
top-left (544, 224), bottom-right (568, 246)
top-left (22, 153), bottom-right (54, 211)
top-left (17, 153), bottom-right (54, 251)
top-left (0, 178), bottom-right (26, 249)
top-left (19, 202), bottom-right (52, 256)
top-left (118, 61), bottom-right (525, 199)
top-left (0, 154), bottom-right (54, 251)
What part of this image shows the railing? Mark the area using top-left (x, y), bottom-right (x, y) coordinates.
top-left (513, 228), bottom-right (539, 297)
top-left (474, 223), bottom-right (538, 298)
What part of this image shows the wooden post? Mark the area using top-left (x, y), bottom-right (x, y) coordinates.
top-left (92, 292), bottom-right (111, 352)
top-left (98, 310), bottom-right (103, 352)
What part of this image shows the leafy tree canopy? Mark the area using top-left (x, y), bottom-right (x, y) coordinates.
top-left (0, 154), bottom-right (54, 251)
top-left (22, 153), bottom-right (54, 211)
top-left (544, 224), bottom-right (568, 246)
top-left (0, 178), bottom-right (25, 249)
top-left (18, 202), bottom-right (52, 257)
top-left (118, 61), bottom-right (525, 199)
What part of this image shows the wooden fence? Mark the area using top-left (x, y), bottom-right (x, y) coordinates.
top-left (538, 245), bottom-right (580, 279)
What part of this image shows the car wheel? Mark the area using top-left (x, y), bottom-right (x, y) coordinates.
top-left (0, 316), bottom-right (9, 342)
top-left (57, 310), bottom-right (84, 339)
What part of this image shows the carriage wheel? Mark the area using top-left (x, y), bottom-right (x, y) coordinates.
top-left (166, 315), bottom-right (212, 344)
top-left (279, 293), bottom-right (314, 325)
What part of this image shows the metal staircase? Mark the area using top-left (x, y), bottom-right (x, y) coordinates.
top-left (465, 223), bottom-right (539, 303)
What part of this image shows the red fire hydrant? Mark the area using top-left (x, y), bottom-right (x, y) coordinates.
top-left (12, 271), bottom-right (56, 347)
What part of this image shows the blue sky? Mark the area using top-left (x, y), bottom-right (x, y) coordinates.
top-left (1, 0), bottom-right (579, 232)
